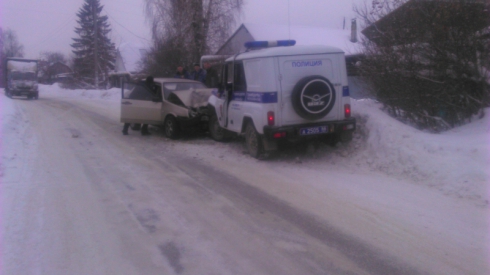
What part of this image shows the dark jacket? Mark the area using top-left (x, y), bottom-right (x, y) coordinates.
top-left (174, 70), bottom-right (190, 79)
top-left (190, 68), bottom-right (206, 83)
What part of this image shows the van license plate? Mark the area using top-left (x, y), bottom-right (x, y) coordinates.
top-left (300, 126), bottom-right (329, 136)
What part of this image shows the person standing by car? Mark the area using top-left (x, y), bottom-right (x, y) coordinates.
top-left (174, 66), bottom-right (189, 79)
top-left (122, 76), bottom-right (157, 136)
top-left (190, 63), bottom-right (206, 83)
top-left (204, 62), bottom-right (218, 88)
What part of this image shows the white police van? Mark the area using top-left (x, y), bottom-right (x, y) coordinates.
top-left (207, 40), bottom-right (356, 158)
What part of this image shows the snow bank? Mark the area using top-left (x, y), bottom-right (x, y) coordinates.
top-left (39, 83), bottom-right (121, 102)
top-left (346, 99), bottom-right (489, 205)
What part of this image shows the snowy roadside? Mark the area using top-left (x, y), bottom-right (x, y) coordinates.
top-left (3, 84), bottom-right (489, 274)
top-left (38, 84), bottom-right (490, 206)
top-left (1, 88), bottom-right (36, 273)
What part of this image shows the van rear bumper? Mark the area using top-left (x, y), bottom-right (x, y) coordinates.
top-left (263, 118), bottom-right (356, 141)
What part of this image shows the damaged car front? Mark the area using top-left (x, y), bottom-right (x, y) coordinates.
top-left (160, 80), bottom-right (214, 139)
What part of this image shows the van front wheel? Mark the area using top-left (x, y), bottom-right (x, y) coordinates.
top-left (245, 123), bottom-right (263, 159)
top-left (209, 115), bottom-right (227, 141)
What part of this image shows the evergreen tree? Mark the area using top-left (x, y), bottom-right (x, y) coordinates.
top-left (71, 0), bottom-right (115, 88)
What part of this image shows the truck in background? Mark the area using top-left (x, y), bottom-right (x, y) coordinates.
top-left (5, 58), bottom-right (39, 99)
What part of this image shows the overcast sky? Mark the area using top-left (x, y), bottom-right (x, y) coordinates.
top-left (1, 0), bottom-right (365, 59)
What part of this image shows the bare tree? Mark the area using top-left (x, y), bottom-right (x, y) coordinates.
top-left (1, 28), bottom-right (24, 58)
top-left (143, 0), bottom-right (243, 76)
top-left (1, 28), bottom-right (25, 88)
top-left (40, 51), bottom-right (67, 64)
top-left (356, 0), bottom-right (490, 131)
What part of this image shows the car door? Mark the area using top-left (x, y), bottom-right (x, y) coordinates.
top-left (214, 63), bottom-right (232, 128)
top-left (121, 82), bottom-right (162, 124)
top-left (227, 61), bottom-right (247, 133)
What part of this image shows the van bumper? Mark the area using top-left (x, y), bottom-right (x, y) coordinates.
top-left (263, 118), bottom-right (356, 142)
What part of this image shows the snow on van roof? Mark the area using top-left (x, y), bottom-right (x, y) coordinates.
top-left (242, 23), bottom-right (363, 56)
top-left (231, 44), bottom-right (344, 61)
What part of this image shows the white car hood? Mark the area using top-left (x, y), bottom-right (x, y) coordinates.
top-left (171, 88), bottom-right (214, 108)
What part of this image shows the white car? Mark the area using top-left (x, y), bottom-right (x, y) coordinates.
top-left (120, 78), bottom-right (213, 139)
top-left (207, 40), bottom-right (356, 158)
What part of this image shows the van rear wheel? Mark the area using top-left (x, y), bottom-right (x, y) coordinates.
top-left (245, 122), bottom-right (263, 159)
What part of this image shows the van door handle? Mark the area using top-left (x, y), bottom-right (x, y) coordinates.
top-left (121, 101), bottom-right (132, 105)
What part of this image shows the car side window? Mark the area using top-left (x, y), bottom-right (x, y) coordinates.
top-left (123, 82), bottom-right (156, 101)
top-left (167, 93), bottom-right (185, 107)
top-left (152, 83), bottom-right (162, 100)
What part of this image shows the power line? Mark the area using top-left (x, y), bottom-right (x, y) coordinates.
top-left (104, 11), bottom-right (151, 43)
top-left (33, 15), bottom-right (76, 53)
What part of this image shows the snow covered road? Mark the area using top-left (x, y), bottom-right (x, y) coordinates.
top-left (1, 85), bottom-right (489, 275)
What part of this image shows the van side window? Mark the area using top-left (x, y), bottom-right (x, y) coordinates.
top-left (226, 63), bottom-right (233, 85)
top-left (234, 62), bottom-right (247, 92)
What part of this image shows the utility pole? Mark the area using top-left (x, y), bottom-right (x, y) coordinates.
top-left (93, 1), bottom-right (99, 89)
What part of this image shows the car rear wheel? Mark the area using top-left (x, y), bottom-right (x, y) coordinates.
top-left (245, 122), bottom-right (263, 159)
top-left (164, 116), bottom-right (180, 139)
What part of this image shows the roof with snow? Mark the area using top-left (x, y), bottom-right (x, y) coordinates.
top-left (113, 43), bottom-right (147, 75)
top-left (233, 45), bottom-right (344, 61)
top-left (216, 23), bottom-right (363, 57)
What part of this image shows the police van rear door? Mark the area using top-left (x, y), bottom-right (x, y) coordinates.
top-left (278, 53), bottom-right (342, 125)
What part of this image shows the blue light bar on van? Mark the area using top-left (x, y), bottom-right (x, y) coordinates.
top-left (244, 40), bottom-right (296, 49)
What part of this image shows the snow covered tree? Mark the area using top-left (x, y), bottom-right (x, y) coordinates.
top-left (1, 28), bottom-right (25, 88)
top-left (71, 0), bottom-right (116, 88)
top-left (143, 0), bottom-right (243, 76)
top-left (356, 0), bottom-right (490, 131)
top-left (1, 28), bottom-right (24, 58)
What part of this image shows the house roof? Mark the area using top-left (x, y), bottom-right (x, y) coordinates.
top-left (219, 23), bottom-right (363, 56)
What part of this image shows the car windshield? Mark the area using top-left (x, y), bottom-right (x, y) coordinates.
top-left (162, 82), bottom-right (206, 99)
top-left (11, 71), bottom-right (37, 81)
